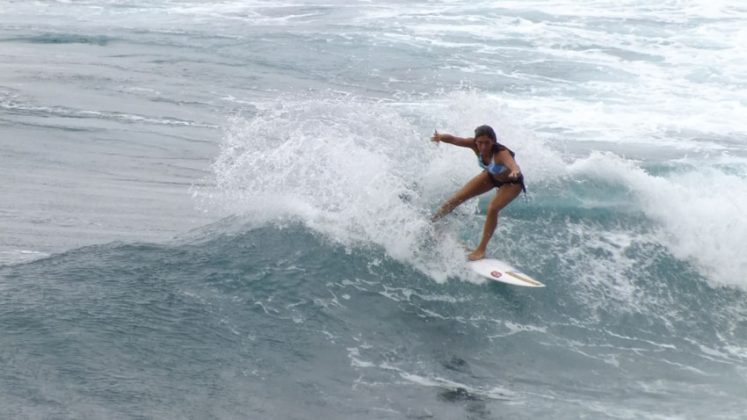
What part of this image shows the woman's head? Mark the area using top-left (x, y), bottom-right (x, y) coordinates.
top-left (474, 125), bottom-right (497, 155)
top-left (474, 125), bottom-right (497, 142)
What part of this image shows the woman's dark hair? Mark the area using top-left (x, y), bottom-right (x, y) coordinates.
top-left (474, 125), bottom-right (497, 142)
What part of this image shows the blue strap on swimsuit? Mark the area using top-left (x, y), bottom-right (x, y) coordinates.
top-left (476, 154), bottom-right (507, 175)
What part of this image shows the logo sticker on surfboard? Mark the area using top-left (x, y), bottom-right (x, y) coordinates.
top-left (490, 271), bottom-right (502, 278)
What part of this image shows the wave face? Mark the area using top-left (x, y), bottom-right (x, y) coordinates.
top-left (2, 224), bottom-right (746, 418)
top-left (2, 0), bottom-right (747, 418)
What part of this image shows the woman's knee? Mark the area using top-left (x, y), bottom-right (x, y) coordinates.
top-left (486, 201), bottom-right (503, 216)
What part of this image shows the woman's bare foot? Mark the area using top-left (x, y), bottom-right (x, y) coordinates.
top-left (467, 249), bottom-right (485, 261)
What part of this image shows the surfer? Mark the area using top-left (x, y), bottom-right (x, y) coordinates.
top-left (431, 125), bottom-right (525, 261)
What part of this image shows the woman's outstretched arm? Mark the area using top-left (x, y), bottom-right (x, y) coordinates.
top-left (431, 130), bottom-right (475, 149)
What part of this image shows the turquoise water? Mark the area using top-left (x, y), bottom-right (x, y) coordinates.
top-left (2, 1), bottom-right (747, 418)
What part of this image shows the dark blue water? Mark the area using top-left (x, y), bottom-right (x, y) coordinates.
top-left (2, 219), bottom-right (746, 418)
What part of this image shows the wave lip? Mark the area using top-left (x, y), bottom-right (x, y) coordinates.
top-left (0, 249), bottom-right (49, 266)
top-left (569, 151), bottom-right (747, 289)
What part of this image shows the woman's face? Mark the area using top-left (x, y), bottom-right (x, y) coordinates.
top-left (475, 135), bottom-right (494, 156)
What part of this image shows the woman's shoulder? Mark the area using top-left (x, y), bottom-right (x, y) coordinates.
top-left (494, 143), bottom-right (515, 157)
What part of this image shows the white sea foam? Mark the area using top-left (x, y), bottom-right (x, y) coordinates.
top-left (197, 96), bottom-right (468, 281)
top-left (397, 371), bottom-right (515, 401)
top-left (196, 90), bottom-right (573, 283)
top-left (569, 152), bottom-right (747, 289)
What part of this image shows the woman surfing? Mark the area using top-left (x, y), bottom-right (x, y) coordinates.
top-left (431, 125), bottom-right (526, 261)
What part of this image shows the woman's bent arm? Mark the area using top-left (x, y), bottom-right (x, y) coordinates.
top-left (495, 149), bottom-right (521, 178)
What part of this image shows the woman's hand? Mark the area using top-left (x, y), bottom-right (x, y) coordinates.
top-left (508, 168), bottom-right (521, 180)
top-left (431, 130), bottom-right (442, 143)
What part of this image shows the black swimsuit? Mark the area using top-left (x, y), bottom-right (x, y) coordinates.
top-left (487, 172), bottom-right (526, 192)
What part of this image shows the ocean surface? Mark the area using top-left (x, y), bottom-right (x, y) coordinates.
top-left (2, 1), bottom-right (747, 418)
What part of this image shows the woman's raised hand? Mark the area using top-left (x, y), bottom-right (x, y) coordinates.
top-left (431, 130), bottom-right (441, 143)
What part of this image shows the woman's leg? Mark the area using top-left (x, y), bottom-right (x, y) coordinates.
top-left (467, 183), bottom-right (523, 261)
top-left (432, 172), bottom-right (494, 221)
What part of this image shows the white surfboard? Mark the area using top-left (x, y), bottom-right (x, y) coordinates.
top-left (467, 259), bottom-right (545, 287)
